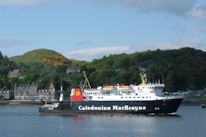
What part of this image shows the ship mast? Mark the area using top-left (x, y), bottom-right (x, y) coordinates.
top-left (58, 77), bottom-right (64, 110)
top-left (83, 71), bottom-right (91, 89)
top-left (59, 77), bottom-right (63, 102)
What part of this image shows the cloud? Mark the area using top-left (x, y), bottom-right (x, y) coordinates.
top-left (64, 46), bottom-right (130, 61)
top-left (76, 41), bottom-right (93, 46)
top-left (94, 0), bottom-right (206, 23)
top-left (0, 0), bottom-right (47, 7)
top-left (128, 38), bottom-right (206, 52)
top-left (187, 5), bottom-right (206, 21)
top-left (1, 0), bottom-right (205, 22)
top-left (0, 0), bottom-right (196, 15)
top-left (0, 0), bottom-right (83, 7)
top-left (94, 0), bottom-right (196, 15)
top-left (64, 38), bottom-right (206, 61)
top-left (180, 38), bottom-right (206, 49)
top-left (0, 39), bottom-right (26, 47)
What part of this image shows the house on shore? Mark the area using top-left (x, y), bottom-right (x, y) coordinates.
top-left (7, 69), bottom-right (21, 78)
top-left (66, 68), bottom-right (80, 74)
top-left (0, 90), bottom-right (14, 100)
top-left (14, 83), bottom-right (56, 101)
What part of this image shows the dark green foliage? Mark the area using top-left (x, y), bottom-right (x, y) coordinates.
top-left (0, 51), bottom-right (18, 89)
top-left (7, 49), bottom-right (85, 97)
top-left (1, 47), bottom-right (206, 96)
top-left (82, 48), bottom-right (206, 91)
top-left (0, 50), bottom-right (82, 97)
top-left (17, 63), bottom-right (65, 89)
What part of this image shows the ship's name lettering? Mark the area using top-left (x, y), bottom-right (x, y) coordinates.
top-left (78, 105), bottom-right (146, 111)
top-left (112, 105), bottom-right (146, 111)
top-left (78, 105), bottom-right (111, 111)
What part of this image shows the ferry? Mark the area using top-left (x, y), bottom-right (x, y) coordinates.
top-left (39, 73), bottom-right (183, 115)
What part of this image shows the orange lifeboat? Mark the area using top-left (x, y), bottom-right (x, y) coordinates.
top-left (119, 85), bottom-right (131, 89)
top-left (103, 85), bottom-right (116, 90)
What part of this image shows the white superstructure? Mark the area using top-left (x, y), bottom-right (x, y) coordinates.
top-left (81, 74), bottom-right (183, 101)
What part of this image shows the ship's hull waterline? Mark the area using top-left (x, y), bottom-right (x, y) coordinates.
top-left (39, 98), bottom-right (183, 115)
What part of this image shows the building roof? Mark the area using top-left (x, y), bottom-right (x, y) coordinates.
top-left (7, 69), bottom-right (21, 78)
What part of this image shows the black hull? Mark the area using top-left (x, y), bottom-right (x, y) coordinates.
top-left (39, 98), bottom-right (183, 115)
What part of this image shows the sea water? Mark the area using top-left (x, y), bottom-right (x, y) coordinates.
top-left (0, 105), bottom-right (205, 137)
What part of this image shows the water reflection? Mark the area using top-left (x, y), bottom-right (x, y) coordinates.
top-left (146, 113), bottom-right (182, 118)
top-left (70, 114), bottom-right (160, 136)
top-left (63, 113), bottom-right (184, 137)
top-left (72, 116), bottom-right (83, 131)
top-left (0, 105), bottom-right (205, 137)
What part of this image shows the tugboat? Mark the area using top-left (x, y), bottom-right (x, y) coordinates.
top-left (39, 72), bottom-right (183, 115)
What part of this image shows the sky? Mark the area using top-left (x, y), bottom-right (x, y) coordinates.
top-left (0, 0), bottom-right (206, 61)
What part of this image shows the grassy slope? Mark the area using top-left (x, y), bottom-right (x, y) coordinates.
top-left (9, 49), bottom-right (85, 67)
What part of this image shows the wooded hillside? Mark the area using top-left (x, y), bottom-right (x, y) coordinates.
top-left (1, 47), bottom-right (205, 93)
top-left (82, 47), bottom-right (206, 91)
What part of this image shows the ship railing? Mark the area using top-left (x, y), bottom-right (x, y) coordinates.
top-left (84, 88), bottom-right (100, 90)
top-left (162, 92), bottom-right (184, 97)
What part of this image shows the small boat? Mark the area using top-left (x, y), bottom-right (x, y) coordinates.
top-left (201, 104), bottom-right (206, 108)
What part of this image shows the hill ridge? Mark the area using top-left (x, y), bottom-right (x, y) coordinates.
top-left (9, 48), bottom-right (84, 67)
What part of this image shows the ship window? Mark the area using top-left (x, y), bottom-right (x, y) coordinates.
top-left (121, 97), bottom-right (123, 98)
top-left (133, 97), bottom-right (135, 98)
top-left (142, 96), bottom-right (144, 98)
top-left (129, 97), bottom-right (131, 98)
top-left (138, 96), bottom-right (140, 98)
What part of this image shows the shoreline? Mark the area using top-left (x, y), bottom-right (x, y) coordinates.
top-left (0, 100), bottom-right (58, 106)
top-left (0, 99), bottom-right (205, 106)
top-left (182, 98), bottom-right (206, 105)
